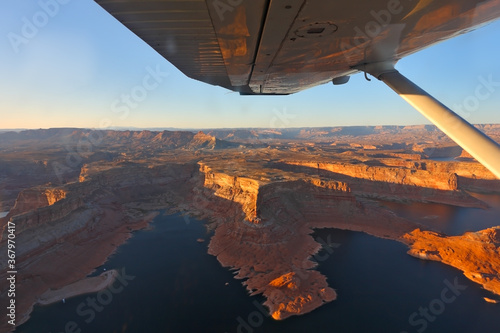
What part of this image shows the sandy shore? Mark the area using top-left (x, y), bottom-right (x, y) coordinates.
top-left (37, 269), bottom-right (118, 305)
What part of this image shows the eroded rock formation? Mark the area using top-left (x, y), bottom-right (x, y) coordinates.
top-left (201, 162), bottom-right (418, 319)
top-left (403, 227), bottom-right (500, 296)
top-left (1, 127), bottom-right (499, 331)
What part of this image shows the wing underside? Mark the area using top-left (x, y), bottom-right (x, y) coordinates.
top-left (95, 0), bottom-right (500, 95)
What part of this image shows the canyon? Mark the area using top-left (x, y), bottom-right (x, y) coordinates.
top-left (0, 126), bottom-right (499, 331)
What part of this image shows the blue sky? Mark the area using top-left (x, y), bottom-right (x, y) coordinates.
top-left (0, 0), bottom-right (499, 129)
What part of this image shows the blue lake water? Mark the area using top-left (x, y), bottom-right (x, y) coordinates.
top-left (15, 202), bottom-right (500, 333)
top-left (381, 193), bottom-right (500, 236)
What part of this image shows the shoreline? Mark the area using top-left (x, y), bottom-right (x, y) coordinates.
top-left (37, 270), bottom-right (118, 305)
top-left (403, 227), bottom-right (500, 297)
top-left (3, 208), bottom-right (159, 332)
top-left (4, 164), bottom-right (499, 330)
top-left (8, 203), bottom-right (500, 331)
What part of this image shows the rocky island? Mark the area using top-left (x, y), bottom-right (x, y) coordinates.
top-left (1, 125), bottom-right (499, 331)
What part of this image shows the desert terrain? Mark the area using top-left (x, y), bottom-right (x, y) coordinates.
top-left (1, 125), bottom-right (499, 331)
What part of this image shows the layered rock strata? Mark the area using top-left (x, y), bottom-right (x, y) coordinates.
top-left (1, 154), bottom-right (498, 331)
top-left (0, 161), bottom-right (200, 331)
top-left (202, 163), bottom-right (418, 320)
top-left (403, 227), bottom-right (500, 296)
top-left (282, 160), bottom-right (494, 205)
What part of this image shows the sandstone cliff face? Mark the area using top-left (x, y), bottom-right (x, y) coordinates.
top-left (376, 158), bottom-right (499, 193)
top-left (1, 161), bottom-right (199, 259)
top-left (289, 161), bottom-right (458, 191)
top-left (282, 161), bottom-right (489, 207)
top-left (0, 161), bottom-right (202, 332)
top-left (201, 163), bottom-right (418, 320)
top-left (0, 180), bottom-right (103, 263)
top-left (0, 159), bottom-right (75, 211)
top-left (7, 188), bottom-right (67, 217)
top-left (199, 162), bottom-right (262, 222)
top-left (403, 227), bottom-right (500, 296)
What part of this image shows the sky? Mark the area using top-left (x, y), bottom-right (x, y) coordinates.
top-left (0, 0), bottom-right (499, 130)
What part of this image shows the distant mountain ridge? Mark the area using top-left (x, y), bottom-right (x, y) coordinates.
top-left (0, 128), bottom-right (238, 150)
top-left (204, 124), bottom-right (500, 142)
top-left (1, 124), bottom-right (499, 146)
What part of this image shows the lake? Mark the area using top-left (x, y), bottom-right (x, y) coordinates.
top-left (15, 199), bottom-right (500, 333)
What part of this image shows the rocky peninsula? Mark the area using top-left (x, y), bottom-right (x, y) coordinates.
top-left (403, 227), bottom-right (500, 297)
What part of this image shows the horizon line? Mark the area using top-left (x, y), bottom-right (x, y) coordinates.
top-left (1, 123), bottom-right (500, 132)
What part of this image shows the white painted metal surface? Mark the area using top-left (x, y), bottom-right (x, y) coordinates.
top-left (380, 70), bottom-right (500, 179)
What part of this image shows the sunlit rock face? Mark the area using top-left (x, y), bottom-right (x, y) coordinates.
top-left (202, 162), bottom-right (418, 320)
top-left (404, 227), bottom-right (500, 296)
top-left (1, 126), bottom-right (499, 331)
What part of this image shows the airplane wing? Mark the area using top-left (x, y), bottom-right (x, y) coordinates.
top-left (94, 0), bottom-right (500, 179)
top-left (95, 0), bottom-right (500, 95)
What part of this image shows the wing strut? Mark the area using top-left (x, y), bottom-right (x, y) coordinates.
top-left (360, 63), bottom-right (500, 179)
